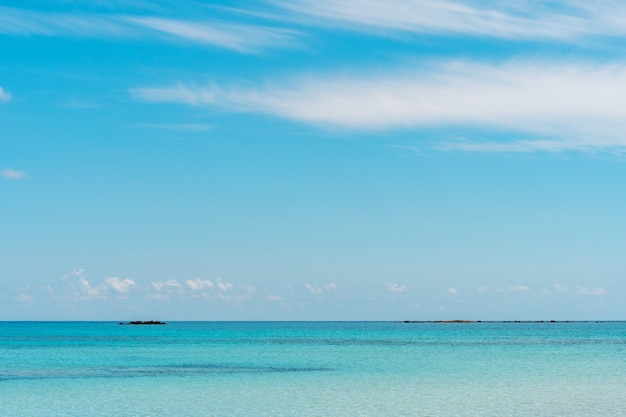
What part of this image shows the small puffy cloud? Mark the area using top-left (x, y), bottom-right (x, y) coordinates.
top-left (79, 277), bottom-right (104, 298)
top-left (266, 293), bottom-right (283, 301)
top-left (214, 292), bottom-right (251, 304)
top-left (305, 283), bottom-right (323, 295)
top-left (541, 289), bottom-right (552, 295)
top-left (71, 268), bottom-right (85, 277)
top-left (15, 293), bottom-right (33, 303)
top-left (553, 283), bottom-right (568, 292)
top-left (448, 287), bottom-right (459, 295)
top-left (105, 276), bottom-right (136, 293)
top-left (239, 285), bottom-right (257, 294)
top-left (215, 277), bottom-right (232, 292)
top-left (186, 278), bottom-right (213, 290)
top-left (305, 282), bottom-right (337, 295)
top-left (509, 285), bottom-right (530, 292)
top-left (384, 282), bottom-right (407, 292)
top-left (477, 286), bottom-right (488, 293)
top-left (0, 87), bottom-right (11, 101)
top-left (1, 168), bottom-right (27, 180)
top-left (576, 287), bottom-right (607, 296)
top-left (153, 279), bottom-right (182, 291)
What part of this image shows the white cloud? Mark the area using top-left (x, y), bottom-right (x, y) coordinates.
top-left (0, 6), bottom-right (298, 52)
top-left (509, 285), bottom-right (530, 292)
top-left (132, 122), bottom-right (213, 132)
top-left (132, 60), bottom-right (626, 152)
top-left (71, 268), bottom-right (85, 277)
top-left (576, 287), bottom-right (607, 296)
top-left (185, 278), bottom-right (213, 290)
top-left (384, 282), bottom-right (408, 292)
top-left (323, 282), bottom-right (337, 290)
top-left (266, 293), bottom-right (283, 301)
top-left (448, 287), bottom-right (459, 295)
top-left (477, 285), bottom-right (488, 293)
top-left (0, 6), bottom-right (132, 37)
top-left (152, 279), bottom-right (182, 291)
top-left (126, 17), bottom-right (297, 52)
top-left (130, 82), bottom-right (217, 105)
top-left (215, 277), bottom-right (232, 292)
top-left (553, 283), bottom-right (568, 292)
top-left (105, 276), bottom-right (136, 293)
top-left (305, 282), bottom-right (337, 295)
top-left (15, 293), bottom-right (33, 303)
top-left (305, 283), bottom-right (323, 295)
top-left (1, 168), bottom-right (27, 180)
top-left (0, 86), bottom-right (11, 101)
top-left (79, 277), bottom-right (104, 298)
top-left (276, 0), bottom-right (626, 42)
top-left (239, 285), bottom-right (257, 294)
top-left (214, 292), bottom-right (251, 304)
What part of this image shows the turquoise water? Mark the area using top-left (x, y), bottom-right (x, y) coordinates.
top-left (1, 322), bottom-right (625, 416)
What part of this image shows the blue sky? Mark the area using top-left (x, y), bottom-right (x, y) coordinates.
top-left (2, 0), bottom-right (626, 320)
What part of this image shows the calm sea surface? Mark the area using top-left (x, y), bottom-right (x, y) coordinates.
top-left (1, 321), bottom-right (625, 416)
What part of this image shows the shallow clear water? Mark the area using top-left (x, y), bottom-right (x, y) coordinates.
top-left (1, 321), bottom-right (625, 416)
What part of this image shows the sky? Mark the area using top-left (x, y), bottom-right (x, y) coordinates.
top-left (2, 0), bottom-right (626, 321)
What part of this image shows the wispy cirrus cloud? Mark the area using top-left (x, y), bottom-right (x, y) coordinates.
top-left (274, 0), bottom-right (626, 42)
top-left (132, 122), bottom-right (213, 132)
top-left (0, 6), bottom-right (298, 52)
top-left (1, 168), bottom-right (27, 180)
top-left (126, 16), bottom-right (297, 52)
top-left (131, 60), bottom-right (626, 153)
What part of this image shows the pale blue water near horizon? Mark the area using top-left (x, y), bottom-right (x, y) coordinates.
top-left (1, 321), bottom-right (625, 416)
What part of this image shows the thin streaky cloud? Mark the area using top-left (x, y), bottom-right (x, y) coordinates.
top-left (0, 6), bottom-right (298, 52)
top-left (132, 123), bottom-right (213, 132)
top-left (274, 0), bottom-right (626, 42)
top-left (131, 60), bottom-right (626, 152)
top-left (130, 83), bottom-right (217, 105)
top-left (126, 17), bottom-right (299, 52)
top-left (0, 6), bottom-right (132, 38)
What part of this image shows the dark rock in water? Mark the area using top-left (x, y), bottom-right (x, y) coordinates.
top-left (434, 320), bottom-right (475, 323)
top-left (126, 320), bottom-right (166, 325)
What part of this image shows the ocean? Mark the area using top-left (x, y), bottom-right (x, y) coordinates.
top-left (1, 321), bottom-right (625, 416)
